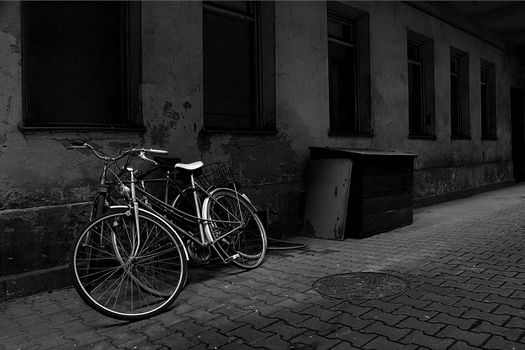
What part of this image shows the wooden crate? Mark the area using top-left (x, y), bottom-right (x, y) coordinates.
top-left (309, 147), bottom-right (417, 238)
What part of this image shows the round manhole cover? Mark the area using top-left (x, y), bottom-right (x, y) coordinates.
top-left (313, 272), bottom-right (408, 300)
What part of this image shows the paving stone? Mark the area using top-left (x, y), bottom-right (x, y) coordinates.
top-left (296, 316), bottom-right (342, 336)
top-left (195, 328), bottom-right (236, 348)
top-left (504, 316), bottom-right (525, 329)
top-left (269, 309), bottom-right (310, 325)
top-left (327, 313), bottom-right (374, 331)
top-left (326, 326), bottom-right (377, 347)
top-left (471, 320), bottom-right (524, 342)
top-left (234, 312), bottom-right (277, 330)
top-left (393, 305), bottom-right (438, 321)
top-left (454, 298), bottom-right (498, 313)
top-left (297, 304), bottom-right (342, 321)
top-left (396, 317), bottom-right (446, 336)
top-left (361, 321), bottom-right (411, 341)
top-left (227, 325), bottom-right (272, 345)
top-left (399, 330), bottom-right (455, 350)
top-left (363, 335), bottom-right (416, 350)
top-left (462, 309), bottom-right (510, 326)
top-left (493, 304), bottom-right (525, 318)
top-left (262, 321), bottom-right (307, 341)
top-left (483, 335), bottom-right (525, 350)
top-left (253, 334), bottom-right (291, 350)
top-left (290, 331), bottom-right (341, 350)
top-left (428, 313), bottom-right (477, 330)
top-left (483, 293), bottom-right (525, 309)
top-left (447, 340), bottom-right (482, 350)
top-left (336, 302), bottom-right (373, 317)
top-left (361, 309), bottom-right (406, 326)
top-left (155, 332), bottom-right (200, 349)
top-left (435, 325), bottom-right (491, 347)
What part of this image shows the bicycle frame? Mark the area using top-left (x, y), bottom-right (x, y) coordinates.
top-left (132, 171), bottom-right (248, 264)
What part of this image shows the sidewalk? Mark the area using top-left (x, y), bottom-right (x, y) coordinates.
top-left (1, 184), bottom-right (525, 349)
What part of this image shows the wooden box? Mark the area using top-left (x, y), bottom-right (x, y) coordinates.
top-left (309, 147), bottom-right (417, 238)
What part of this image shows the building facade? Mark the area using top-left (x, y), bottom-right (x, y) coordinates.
top-left (1, 1), bottom-right (524, 299)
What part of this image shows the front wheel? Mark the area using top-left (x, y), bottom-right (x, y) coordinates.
top-left (202, 189), bottom-right (267, 269)
top-left (70, 209), bottom-right (187, 321)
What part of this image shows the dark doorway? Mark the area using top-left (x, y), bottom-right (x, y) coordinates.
top-left (511, 87), bottom-right (525, 182)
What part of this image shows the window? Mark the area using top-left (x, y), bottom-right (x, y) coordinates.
top-left (407, 31), bottom-right (435, 138)
top-left (327, 2), bottom-right (371, 135)
top-left (481, 60), bottom-right (496, 139)
top-left (450, 48), bottom-right (470, 138)
top-left (22, 2), bottom-right (142, 128)
top-left (203, 1), bottom-right (275, 131)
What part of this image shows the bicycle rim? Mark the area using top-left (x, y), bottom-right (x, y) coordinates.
top-left (70, 211), bottom-right (187, 320)
top-left (203, 189), bottom-right (267, 269)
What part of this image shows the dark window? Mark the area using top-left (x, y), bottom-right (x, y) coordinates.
top-left (203, 1), bottom-right (275, 132)
top-left (407, 31), bottom-right (434, 138)
top-left (481, 60), bottom-right (496, 139)
top-left (450, 48), bottom-right (470, 138)
top-left (327, 2), bottom-right (371, 135)
top-left (22, 1), bottom-right (142, 128)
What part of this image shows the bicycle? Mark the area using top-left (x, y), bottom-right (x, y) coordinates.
top-left (68, 142), bottom-right (267, 321)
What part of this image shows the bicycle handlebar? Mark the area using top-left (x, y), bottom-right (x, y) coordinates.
top-left (68, 142), bottom-right (167, 163)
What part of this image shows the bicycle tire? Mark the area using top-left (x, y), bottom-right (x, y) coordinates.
top-left (70, 209), bottom-right (188, 321)
top-left (202, 188), bottom-right (267, 269)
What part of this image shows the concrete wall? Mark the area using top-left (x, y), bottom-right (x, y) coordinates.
top-left (0, 1), bottom-right (523, 298)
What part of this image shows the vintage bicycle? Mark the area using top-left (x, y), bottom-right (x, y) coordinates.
top-left (68, 142), bottom-right (267, 320)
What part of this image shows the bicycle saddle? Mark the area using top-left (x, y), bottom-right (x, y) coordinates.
top-left (175, 161), bottom-right (204, 171)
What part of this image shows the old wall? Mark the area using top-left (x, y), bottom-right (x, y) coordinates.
top-left (274, 1), bottom-right (523, 201)
top-left (0, 1), bottom-right (523, 298)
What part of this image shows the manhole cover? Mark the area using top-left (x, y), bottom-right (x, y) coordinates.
top-left (313, 272), bottom-right (408, 300)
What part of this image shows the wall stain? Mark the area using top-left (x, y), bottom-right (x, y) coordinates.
top-left (197, 129), bottom-right (211, 153)
top-left (150, 124), bottom-right (170, 148)
top-left (183, 101), bottom-right (192, 111)
top-left (162, 101), bottom-right (180, 123)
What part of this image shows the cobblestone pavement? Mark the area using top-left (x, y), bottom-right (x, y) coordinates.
top-left (2, 184), bottom-right (525, 349)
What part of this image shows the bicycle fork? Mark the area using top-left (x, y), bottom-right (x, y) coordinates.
top-left (128, 168), bottom-right (142, 258)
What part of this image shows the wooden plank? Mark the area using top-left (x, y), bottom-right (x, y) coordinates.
top-left (362, 193), bottom-right (413, 215)
top-left (360, 208), bottom-right (413, 235)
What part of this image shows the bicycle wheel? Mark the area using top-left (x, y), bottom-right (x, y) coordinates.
top-left (202, 188), bottom-right (267, 269)
top-left (70, 209), bottom-right (187, 321)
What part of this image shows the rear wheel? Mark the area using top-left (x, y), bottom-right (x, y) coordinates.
top-left (203, 189), bottom-right (267, 269)
top-left (70, 210), bottom-right (187, 321)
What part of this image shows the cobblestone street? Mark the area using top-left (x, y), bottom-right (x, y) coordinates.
top-left (1, 184), bottom-right (525, 349)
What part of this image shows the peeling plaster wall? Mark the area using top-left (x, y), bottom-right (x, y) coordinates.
top-left (0, 2), bottom-right (205, 293)
top-left (275, 1), bottom-right (523, 201)
top-left (0, 1), bottom-right (524, 297)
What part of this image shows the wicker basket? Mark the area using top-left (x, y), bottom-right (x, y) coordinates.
top-left (197, 161), bottom-right (235, 189)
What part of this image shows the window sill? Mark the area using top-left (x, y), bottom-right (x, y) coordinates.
top-left (451, 136), bottom-right (471, 140)
top-left (19, 125), bottom-right (147, 133)
top-left (408, 135), bottom-right (437, 140)
top-left (481, 136), bottom-right (498, 141)
top-left (328, 131), bottom-right (374, 137)
top-left (200, 128), bottom-right (279, 135)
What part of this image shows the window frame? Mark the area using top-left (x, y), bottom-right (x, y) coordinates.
top-left (450, 47), bottom-right (470, 139)
top-left (20, 1), bottom-right (143, 131)
top-left (480, 59), bottom-right (497, 140)
top-left (202, 1), bottom-right (276, 133)
top-left (327, 1), bottom-right (371, 137)
top-left (407, 30), bottom-right (435, 140)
